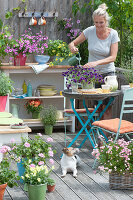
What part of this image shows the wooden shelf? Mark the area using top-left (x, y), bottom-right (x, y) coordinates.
top-left (23, 118), bottom-right (72, 128)
top-left (9, 95), bottom-right (64, 100)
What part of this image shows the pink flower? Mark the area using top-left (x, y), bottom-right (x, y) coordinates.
top-left (77, 20), bottom-right (80, 24)
top-left (30, 164), bottom-right (35, 168)
top-left (0, 145), bottom-right (11, 153)
top-left (48, 150), bottom-right (54, 157)
top-left (38, 161), bottom-right (44, 165)
top-left (38, 153), bottom-right (45, 158)
top-left (10, 138), bottom-right (15, 143)
top-left (49, 159), bottom-right (54, 165)
top-left (37, 133), bottom-right (42, 137)
top-left (24, 142), bottom-right (30, 147)
top-left (47, 137), bottom-right (53, 142)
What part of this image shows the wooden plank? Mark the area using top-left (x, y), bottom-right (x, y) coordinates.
top-left (6, 185), bottom-right (29, 200)
top-left (43, 132), bottom-right (133, 200)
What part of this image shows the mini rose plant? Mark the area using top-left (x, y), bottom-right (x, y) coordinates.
top-left (92, 138), bottom-right (133, 174)
top-left (24, 99), bottom-right (43, 114)
top-left (2, 133), bottom-right (56, 168)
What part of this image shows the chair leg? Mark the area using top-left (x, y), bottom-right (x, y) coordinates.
top-left (64, 115), bottom-right (67, 147)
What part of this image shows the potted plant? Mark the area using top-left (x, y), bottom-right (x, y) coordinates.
top-left (47, 39), bottom-right (73, 66)
top-left (41, 105), bottom-right (58, 135)
top-left (92, 138), bottom-right (133, 189)
top-left (123, 69), bottom-right (133, 88)
top-left (21, 164), bottom-right (55, 200)
top-left (5, 28), bottom-right (46, 66)
top-left (3, 133), bottom-right (56, 184)
top-left (47, 178), bottom-right (55, 192)
top-left (24, 99), bottom-right (43, 119)
top-left (0, 155), bottom-right (19, 200)
top-left (62, 66), bottom-right (104, 89)
top-left (0, 72), bottom-right (14, 111)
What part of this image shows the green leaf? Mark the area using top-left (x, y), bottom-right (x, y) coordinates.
top-left (5, 12), bottom-right (13, 19)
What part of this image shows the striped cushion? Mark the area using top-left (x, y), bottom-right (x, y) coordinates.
top-left (92, 118), bottom-right (133, 134)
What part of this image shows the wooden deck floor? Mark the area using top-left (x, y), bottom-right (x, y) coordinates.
top-left (4, 129), bottom-right (133, 200)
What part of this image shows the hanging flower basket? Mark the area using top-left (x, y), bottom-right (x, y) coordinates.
top-left (109, 172), bottom-right (133, 190)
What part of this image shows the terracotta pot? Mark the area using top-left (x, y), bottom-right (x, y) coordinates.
top-left (0, 96), bottom-right (7, 112)
top-left (47, 184), bottom-right (55, 192)
top-left (0, 183), bottom-right (7, 200)
top-left (14, 53), bottom-right (27, 66)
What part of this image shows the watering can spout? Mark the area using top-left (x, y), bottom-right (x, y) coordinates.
top-left (68, 52), bottom-right (81, 66)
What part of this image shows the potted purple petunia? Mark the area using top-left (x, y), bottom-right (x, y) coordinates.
top-left (62, 66), bottom-right (104, 89)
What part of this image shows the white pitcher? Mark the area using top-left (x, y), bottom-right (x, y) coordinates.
top-left (104, 75), bottom-right (118, 92)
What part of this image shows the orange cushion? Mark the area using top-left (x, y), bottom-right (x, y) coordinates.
top-left (64, 108), bottom-right (95, 114)
top-left (92, 118), bottom-right (133, 134)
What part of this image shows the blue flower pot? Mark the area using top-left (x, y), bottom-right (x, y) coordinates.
top-left (34, 55), bottom-right (50, 64)
top-left (17, 160), bottom-right (25, 184)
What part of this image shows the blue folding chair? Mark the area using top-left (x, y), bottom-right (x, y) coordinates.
top-left (92, 88), bottom-right (133, 144)
top-left (64, 106), bottom-right (99, 147)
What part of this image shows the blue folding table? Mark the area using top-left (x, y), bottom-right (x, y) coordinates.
top-left (62, 89), bottom-right (121, 148)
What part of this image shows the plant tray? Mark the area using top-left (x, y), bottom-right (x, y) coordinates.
top-left (109, 173), bottom-right (133, 190)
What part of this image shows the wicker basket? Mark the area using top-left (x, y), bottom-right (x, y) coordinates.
top-left (109, 172), bottom-right (133, 190)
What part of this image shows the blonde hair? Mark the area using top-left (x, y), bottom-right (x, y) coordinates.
top-left (92, 3), bottom-right (111, 26)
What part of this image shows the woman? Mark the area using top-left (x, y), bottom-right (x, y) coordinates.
top-left (69, 3), bottom-right (120, 120)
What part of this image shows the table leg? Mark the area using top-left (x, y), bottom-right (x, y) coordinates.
top-left (68, 99), bottom-right (102, 148)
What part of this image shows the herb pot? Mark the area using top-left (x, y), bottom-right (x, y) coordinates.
top-left (44, 125), bottom-right (53, 135)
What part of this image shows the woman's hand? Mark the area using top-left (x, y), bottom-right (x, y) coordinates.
top-left (69, 43), bottom-right (79, 54)
top-left (83, 61), bottom-right (98, 68)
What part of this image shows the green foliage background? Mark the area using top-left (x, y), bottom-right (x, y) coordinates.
top-left (72, 0), bottom-right (133, 69)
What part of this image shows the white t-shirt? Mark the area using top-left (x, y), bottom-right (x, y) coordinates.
top-left (83, 26), bottom-right (120, 74)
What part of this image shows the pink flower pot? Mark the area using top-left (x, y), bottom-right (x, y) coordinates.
top-left (14, 53), bottom-right (27, 66)
top-left (0, 96), bottom-right (7, 112)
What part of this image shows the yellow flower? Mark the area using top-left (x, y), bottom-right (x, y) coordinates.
top-left (52, 166), bottom-right (55, 170)
top-left (52, 50), bottom-right (56, 52)
top-left (58, 46), bottom-right (61, 48)
top-left (25, 174), bottom-right (29, 178)
top-left (21, 176), bottom-right (24, 179)
top-left (37, 178), bottom-right (41, 182)
top-left (55, 58), bottom-right (58, 61)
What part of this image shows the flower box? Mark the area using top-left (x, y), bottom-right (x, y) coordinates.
top-left (109, 172), bottom-right (133, 190)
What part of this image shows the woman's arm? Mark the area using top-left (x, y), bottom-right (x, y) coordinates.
top-left (83, 42), bottom-right (118, 68)
top-left (69, 32), bottom-right (86, 53)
